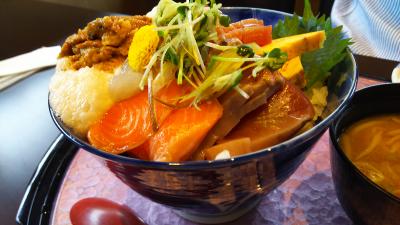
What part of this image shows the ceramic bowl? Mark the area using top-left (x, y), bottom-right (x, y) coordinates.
top-left (330, 83), bottom-right (400, 225)
top-left (50, 7), bottom-right (358, 224)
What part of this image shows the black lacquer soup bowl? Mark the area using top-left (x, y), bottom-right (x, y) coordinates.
top-left (330, 83), bottom-right (400, 225)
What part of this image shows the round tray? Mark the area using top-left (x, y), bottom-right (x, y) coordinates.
top-left (18, 77), bottom-right (381, 225)
top-left (52, 131), bottom-right (349, 225)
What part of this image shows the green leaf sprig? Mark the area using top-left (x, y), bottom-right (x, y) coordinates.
top-left (272, 0), bottom-right (352, 88)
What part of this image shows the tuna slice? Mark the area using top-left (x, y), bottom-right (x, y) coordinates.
top-left (193, 69), bottom-right (285, 159)
top-left (224, 81), bottom-right (315, 151)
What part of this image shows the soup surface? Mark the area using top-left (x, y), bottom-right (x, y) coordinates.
top-left (340, 114), bottom-right (400, 198)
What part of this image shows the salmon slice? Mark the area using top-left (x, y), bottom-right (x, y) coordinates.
top-left (216, 18), bottom-right (271, 46)
top-left (224, 82), bottom-right (314, 151)
top-left (87, 82), bottom-right (187, 155)
top-left (223, 26), bottom-right (272, 46)
top-left (149, 100), bottom-right (223, 162)
top-left (231, 18), bottom-right (264, 28)
top-left (126, 141), bottom-right (150, 160)
top-left (241, 26), bottom-right (272, 46)
top-left (216, 18), bottom-right (264, 34)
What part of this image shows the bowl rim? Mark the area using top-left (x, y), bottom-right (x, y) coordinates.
top-left (49, 7), bottom-right (358, 169)
top-left (329, 83), bottom-right (400, 203)
top-left (221, 6), bottom-right (293, 17)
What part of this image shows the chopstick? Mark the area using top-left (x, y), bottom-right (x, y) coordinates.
top-left (0, 70), bottom-right (38, 91)
top-left (0, 46), bottom-right (60, 91)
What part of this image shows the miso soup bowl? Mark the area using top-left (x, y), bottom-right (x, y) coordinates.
top-left (50, 8), bottom-right (358, 224)
top-left (330, 83), bottom-right (400, 225)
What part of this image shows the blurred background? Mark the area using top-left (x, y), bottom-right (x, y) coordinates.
top-left (26, 0), bottom-right (334, 16)
top-left (1, 0), bottom-right (334, 60)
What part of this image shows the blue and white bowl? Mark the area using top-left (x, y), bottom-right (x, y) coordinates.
top-left (50, 7), bottom-right (358, 224)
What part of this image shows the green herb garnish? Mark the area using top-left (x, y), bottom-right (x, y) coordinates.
top-left (147, 0), bottom-right (223, 91)
top-left (165, 48), bottom-right (179, 65)
top-left (302, 26), bottom-right (351, 88)
top-left (219, 15), bottom-right (231, 27)
top-left (263, 48), bottom-right (288, 71)
top-left (177, 6), bottom-right (189, 17)
top-left (182, 46), bottom-right (288, 105)
top-left (237, 45), bottom-right (255, 57)
top-left (273, 0), bottom-right (352, 88)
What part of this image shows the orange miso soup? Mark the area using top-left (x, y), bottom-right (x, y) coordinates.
top-left (340, 114), bottom-right (400, 198)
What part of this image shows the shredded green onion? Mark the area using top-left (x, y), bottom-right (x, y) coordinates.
top-left (234, 86), bottom-right (250, 99)
top-left (138, 0), bottom-right (287, 105)
top-left (205, 42), bottom-right (236, 51)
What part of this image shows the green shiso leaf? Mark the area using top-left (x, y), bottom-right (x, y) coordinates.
top-left (272, 0), bottom-right (352, 89)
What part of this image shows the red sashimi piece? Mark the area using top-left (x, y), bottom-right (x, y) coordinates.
top-left (224, 82), bottom-right (315, 151)
top-left (224, 25), bottom-right (272, 46)
top-left (154, 82), bottom-right (192, 123)
top-left (231, 18), bottom-right (264, 28)
top-left (216, 18), bottom-right (264, 34)
top-left (87, 82), bottom-right (187, 155)
top-left (87, 90), bottom-right (150, 154)
top-left (126, 141), bottom-right (150, 160)
top-left (148, 100), bottom-right (223, 162)
top-left (241, 26), bottom-right (272, 46)
top-left (223, 28), bottom-right (243, 41)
